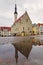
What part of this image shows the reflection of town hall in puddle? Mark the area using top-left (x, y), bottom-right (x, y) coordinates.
top-left (12, 39), bottom-right (32, 63)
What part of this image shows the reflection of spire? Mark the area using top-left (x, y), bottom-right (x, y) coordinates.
top-left (14, 4), bottom-right (17, 14)
top-left (15, 48), bottom-right (18, 64)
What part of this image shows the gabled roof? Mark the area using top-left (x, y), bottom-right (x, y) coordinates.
top-left (12, 11), bottom-right (28, 27)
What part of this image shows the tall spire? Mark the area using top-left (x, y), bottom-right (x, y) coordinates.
top-left (14, 4), bottom-right (17, 14)
top-left (14, 4), bottom-right (18, 21)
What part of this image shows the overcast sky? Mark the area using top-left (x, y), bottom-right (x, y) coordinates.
top-left (0, 0), bottom-right (43, 26)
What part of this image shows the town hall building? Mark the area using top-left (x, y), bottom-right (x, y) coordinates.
top-left (11, 4), bottom-right (32, 36)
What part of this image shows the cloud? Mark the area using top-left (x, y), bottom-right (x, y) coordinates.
top-left (0, 16), bottom-right (13, 26)
top-left (0, 0), bottom-right (43, 26)
top-left (23, 0), bottom-right (43, 23)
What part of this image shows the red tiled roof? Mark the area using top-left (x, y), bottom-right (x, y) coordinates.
top-left (38, 23), bottom-right (43, 26)
top-left (0, 27), bottom-right (11, 31)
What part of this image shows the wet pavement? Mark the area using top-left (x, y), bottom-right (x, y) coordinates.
top-left (0, 37), bottom-right (43, 65)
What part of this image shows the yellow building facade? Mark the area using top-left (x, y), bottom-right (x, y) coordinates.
top-left (32, 24), bottom-right (39, 35)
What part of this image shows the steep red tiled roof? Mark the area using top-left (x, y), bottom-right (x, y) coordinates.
top-left (12, 12), bottom-right (27, 26)
top-left (0, 27), bottom-right (11, 31)
top-left (15, 13), bottom-right (25, 23)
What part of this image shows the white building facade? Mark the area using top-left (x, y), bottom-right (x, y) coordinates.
top-left (38, 23), bottom-right (43, 35)
top-left (0, 27), bottom-right (11, 36)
